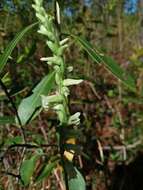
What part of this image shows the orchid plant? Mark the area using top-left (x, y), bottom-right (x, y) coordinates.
top-left (0, 0), bottom-right (136, 189)
top-left (33, 0), bottom-right (82, 128)
top-left (32, 0), bottom-right (84, 189)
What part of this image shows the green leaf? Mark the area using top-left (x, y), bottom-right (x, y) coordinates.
top-left (5, 136), bottom-right (23, 145)
top-left (36, 161), bottom-right (57, 183)
top-left (68, 167), bottom-right (86, 190)
top-left (73, 35), bottom-right (136, 92)
top-left (17, 71), bottom-right (55, 125)
top-left (0, 22), bottom-right (37, 73)
top-left (0, 116), bottom-right (15, 125)
top-left (20, 155), bottom-right (38, 186)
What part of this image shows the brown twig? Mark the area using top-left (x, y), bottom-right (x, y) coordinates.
top-left (0, 143), bottom-right (58, 162)
top-left (54, 169), bottom-right (65, 190)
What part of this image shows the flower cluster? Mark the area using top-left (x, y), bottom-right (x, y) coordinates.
top-left (32, 0), bottom-right (83, 127)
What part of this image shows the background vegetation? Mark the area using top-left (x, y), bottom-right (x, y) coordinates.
top-left (0, 0), bottom-right (143, 190)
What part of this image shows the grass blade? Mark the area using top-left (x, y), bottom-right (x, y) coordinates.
top-left (0, 22), bottom-right (37, 73)
top-left (73, 35), bottom-right (136, 92)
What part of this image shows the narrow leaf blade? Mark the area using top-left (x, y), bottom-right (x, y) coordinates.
top-left (18, 71), bottom-right (55, 125)
top-left (0, 22), bottom-right (37, 73)
top-left (36, 161), bottom-right (57, 183)
top-left (68, 167), bottom-right (86, 190)
top-left (73, 35), bottom-right (136, 92)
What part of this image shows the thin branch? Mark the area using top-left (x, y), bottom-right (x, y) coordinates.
top-left (0, 79), bottom-right (26, 142)
top-left (103, 140), bottom-right (142, 151)
top-left (0, 143), bottom-right (58, 161)
top-left (8, 143), bottom-right (58, 149)
top-left (1, 171), bottom-right (20, 179)
top-left (54, 169), bottom-right (65, 190)
top-left (85, 81), bottom-right (101, 100)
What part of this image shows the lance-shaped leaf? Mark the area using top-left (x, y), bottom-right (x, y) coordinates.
top-left (36, 161), bottom-right (57, 183)
top-left (73, 35), bottom-right (136, 92)
top-left (20, 154), bottom-right (40, 186)
top-left (20, 149), bottom-right (43, 186)
top-left (68, 167), bottom-right (86, 190)
top-left (17, 71), bottom-right (55, 125)
top-left (0, 23), bottom-right (37, 73)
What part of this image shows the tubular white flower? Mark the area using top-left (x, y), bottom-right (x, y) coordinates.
top-left (42, 94), bottom-right (63, 109)
top-left (68, 112), bottom-right (81, 125)
top-left (33, 0), bottom-right (83, 127)
top-left (60, 38), bottom-right (69, 46)
top-left (63, 79), bottom-right (83, 86)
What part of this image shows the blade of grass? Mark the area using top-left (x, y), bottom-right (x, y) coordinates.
top-left (0, 22), bottom-right (38, 73)
top-left (72, 35), bottom-right (136, 92)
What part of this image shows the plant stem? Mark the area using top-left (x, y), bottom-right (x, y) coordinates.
top-left (0, 79), bottom-right (26, 142)
top-left (54, 2), bottom-right (70, 189)
top-left (59, 126), bottom-right (69, 190)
